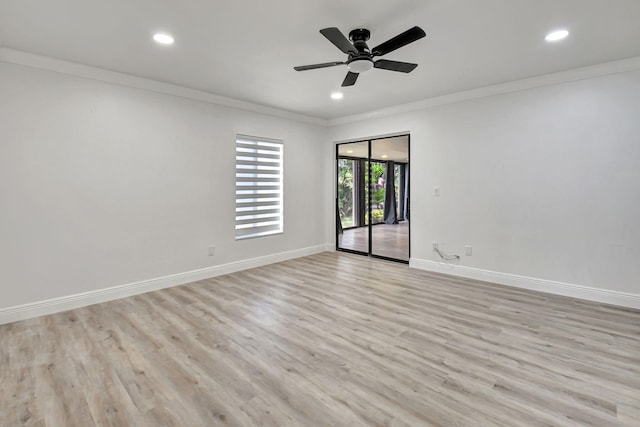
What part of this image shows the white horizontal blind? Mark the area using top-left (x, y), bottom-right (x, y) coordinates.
top-left (235, 135), bottom-right (284, 239)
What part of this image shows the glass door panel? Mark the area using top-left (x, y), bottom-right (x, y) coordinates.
top-left (337, 141), bottom-right (369, 253)
top-left (370, 136), bottom-right (409, 261)
top-left (367, 161), bottom-right (385, 226)
top-left (337, 158), bottom-right (356, 228)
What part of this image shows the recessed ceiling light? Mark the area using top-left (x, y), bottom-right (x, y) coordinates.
top-left (381, 154), bottom-right (388, 159)
top-left (331, 92), bottom-right (343, 100)
top-left (545, 29), bottom-right (569, 42)
top-left (347, 150), bottom-right (353, 154)
top-left (153, 33), bottom-right (175, 45)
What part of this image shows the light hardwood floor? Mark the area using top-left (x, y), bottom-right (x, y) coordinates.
top-left (1, 252), bottom-right (639, 426)
top-left (339, 221), bottom-right (409, 260)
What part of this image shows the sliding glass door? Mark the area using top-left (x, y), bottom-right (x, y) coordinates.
top-left (370, 137), bottom-right (409, 261)
top-left (337, 141), bottom-right (369, 254)
top-left (336, 136), bottom-right (409, 262)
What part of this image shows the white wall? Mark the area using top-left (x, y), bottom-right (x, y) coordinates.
top-left (0, 61), bottom-right (328, 310)
top-left (329, 70), bottom-right (640, 298)
top-left (2, 57), bottom-right (639, 315)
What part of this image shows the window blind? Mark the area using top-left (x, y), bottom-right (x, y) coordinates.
top-left (235, 135), bottom-right (283, 239)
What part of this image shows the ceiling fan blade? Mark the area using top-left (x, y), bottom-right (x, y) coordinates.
top-left (293, 61), bottom-right (344, 71)
top-left (372, 26), bottom-right (426, 57)
top-left (320, 27), bottom-right (358, 54)
top-left (341, 71), bottom-right (359, 87)
top-left (374, 59), bottom-right (418, 73)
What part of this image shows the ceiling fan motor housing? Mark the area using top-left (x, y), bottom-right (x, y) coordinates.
top-left (349, 28), bottom-right (371, 43)
top-left (347, 28), bottom-right (373, 73)
top-left (349, 29), bottom-right (371, 53)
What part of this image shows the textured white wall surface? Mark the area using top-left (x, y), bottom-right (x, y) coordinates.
top-left (2, 59), bottom-right (639, 312)
top-left (0, 62), bottom-right (328, 309)
top-left (329, 70), bottom-right (640, 295)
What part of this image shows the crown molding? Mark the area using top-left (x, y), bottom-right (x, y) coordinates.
top-left (0, 47), bottom-right (328, 127)
top-left (3, 46), bottom-right (640, 129)
top-left (328, 55), bottom-right (640, 127)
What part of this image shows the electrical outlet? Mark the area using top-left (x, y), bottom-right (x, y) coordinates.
top-left (432, 242), bottom-right (439, 250)
top-left (465, 245), bottom-right (472, 256)
top-left (208, 246), bottom-right (216, 256)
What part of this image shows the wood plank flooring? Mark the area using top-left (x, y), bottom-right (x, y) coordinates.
top-left (339, 222), bottom-right (409, 260)
top-left (1, 252), bottom-right (639, 426)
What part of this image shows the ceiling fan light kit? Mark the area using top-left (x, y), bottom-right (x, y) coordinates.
top-left (347, 58), bottom-right (374, 73)
top-left (294, 26), bottom-right (426, 87)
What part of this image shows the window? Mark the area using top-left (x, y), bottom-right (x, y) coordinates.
top-left (235, 135), bottom-right (283, 239)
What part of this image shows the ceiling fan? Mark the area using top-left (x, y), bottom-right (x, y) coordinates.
top-left (294, 26), bottom-right (426, 87)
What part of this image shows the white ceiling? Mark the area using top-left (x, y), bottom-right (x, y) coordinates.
top-left (1, 0), bottom-right (640, 120)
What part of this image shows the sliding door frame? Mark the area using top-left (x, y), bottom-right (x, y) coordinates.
top-left (335, 134), bottom-right (411, 264)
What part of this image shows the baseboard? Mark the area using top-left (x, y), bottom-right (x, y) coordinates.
top-left (0, 244), bottom-right (329, 325)
top-left (409, 258), bottom-right (640, 310)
